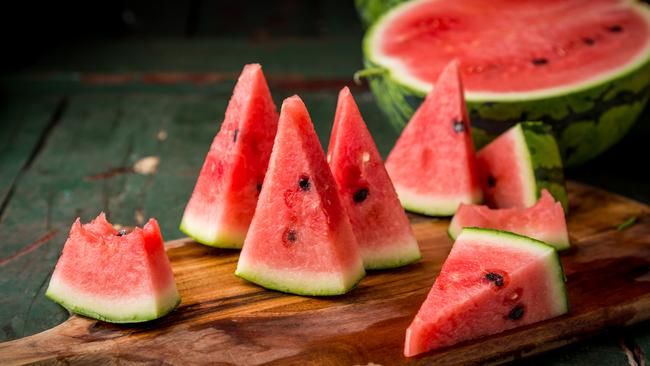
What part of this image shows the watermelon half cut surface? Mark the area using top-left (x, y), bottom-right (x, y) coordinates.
top-left (449, 189), bottom-right (570, 250)
top-left (236, 96), bottom-right (366, 296)
top-left (477, 122), bottom-right (568, 213)
top-left (180, 63), bottom-right (279, 248)
top-left (385, 60), bottom-right (482, 216)
top-left (46, 213), bottom-right (180, 323)
top-left (362, 0), bottom-right (650, 166)
top-left (404, 228), bottom-right (568, 357)
top-left (328, 87), bottom-right (421, 269)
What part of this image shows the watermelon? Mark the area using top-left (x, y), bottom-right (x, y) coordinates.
top-left (46, 213), bottom-right (180, 323)
top-left (385, 60), bottom-right (482, 216)
top-left (477, 122), bottom-right (568, 213)
top-left (235, 95), bottom-right (366, 296)
top-left (404, 227), bottom-right (568, 357)
top-left (180, 63), bottom-right (279, 248)
top-left (449, 190), bottom-right (570, 250)
top-left (327, 87), bottom-right (421, 269)
top-left (361, 0), bottom-right (650, 166)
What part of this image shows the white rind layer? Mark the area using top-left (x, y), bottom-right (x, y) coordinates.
top-left (396, 185), bottom-right (483, 216)
top-left (511, 125), bottom-right (539, 208)
top-left (235, 259), bottom-right (366, 296)
top-left (361, 235), bottom-right (422, 270)
top-left (180, 212), bottom-right (246, 249)
top-left (365, 0), bottom-right (650, 101)
top-left (46, 275), bottom-right (181, 323)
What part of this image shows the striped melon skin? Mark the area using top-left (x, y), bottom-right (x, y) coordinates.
top-left (361, 0), bottom-right (650, 166)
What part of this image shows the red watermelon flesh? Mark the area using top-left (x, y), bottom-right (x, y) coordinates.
top-left (46, 213), bottom-right (180, 323)
top-left (236, 95), bottom-right (365, 296)
top-left (180, 64), bottom-right (279, 248)
top-left (449, 190), bottom-right (570, 250)
top-left (404, 228), bottom-right (568, 357)
top-left (373, 0), bottom-right (650, 95)
top-left (328, 87), bottom-right (421, 270)
top-left (385, 60), bottom-right (482, 216)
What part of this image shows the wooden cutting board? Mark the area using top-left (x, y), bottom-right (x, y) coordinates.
top-left (0, 181), bottom-right (649, 366)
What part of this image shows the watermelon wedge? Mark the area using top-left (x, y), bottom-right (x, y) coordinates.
top-left (180, 64), bottom-right (279, 248)
top-left (361, 0), bottom-right (650, 166)
top-left (385, 61), bottom-right (482, 216)
top-left (46, 213), bottom-right (180, 323)
top-left (236, 95), bottom-right (366, 296)
top-left (477, 122), bottom-right (568, 213)
top-left (404, 228), bottom-right (568, 357)
top-left (449, 190), bottom-right (570, 250)
top-left (327, 87), bottom-right (421, 270)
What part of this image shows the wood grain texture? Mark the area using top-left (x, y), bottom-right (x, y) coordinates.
top-left (0, 182), bottom-right (648, 365)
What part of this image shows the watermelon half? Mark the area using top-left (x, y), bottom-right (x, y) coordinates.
top-left (449, 189), bottom-right (570, 250)
top-left (328, 87), bottom-right (421, 269)
top-left (385, 61), bottom-right (482, 216)
top-left (361, 0), bottom-right (650, 166)
top-left (180, 63), bottom-right (279, 248)
top-left (477, 122), bottom-right (568, 213)
top-left (46, 214), bottom-right (180, 323)
top-left (236, 95), bottom-right (366, 296)
top-left (404, 227), bottom-right (568, 357)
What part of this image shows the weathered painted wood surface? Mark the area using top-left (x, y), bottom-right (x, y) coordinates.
top-left (0, 182), bottom-right (648, 365)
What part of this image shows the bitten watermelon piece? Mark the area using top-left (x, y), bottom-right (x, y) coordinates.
top-left (477, 122), bottom-right (568, 213)
top-left (385, 61), bottom-right (482, 216)
top-left (404, 228), bottom-right (568, 357)
top-left (46, 213), bottom-right (180, 323)
top-left (180, 64), bottom-right (279, 248)
top-left (449, 189), bottom-right (570, 250)
top-left (328, 87), bottom-right (421, 269)
top-left (236, 95), bottom-right (366, 296)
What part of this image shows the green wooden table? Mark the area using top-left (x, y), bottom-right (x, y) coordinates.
top-left (1, 37), bottom-right (648, 365)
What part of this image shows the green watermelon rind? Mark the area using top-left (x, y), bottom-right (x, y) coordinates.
top-left (235, 262), bottom-right (366, 296)
top-left (179, 217), bottom-right (246, 249)
top-left (447, 220), bottom-right (571, 251)
top-left (397, 187), bottom-right (483, 217)
top-left (45, 279), bottom-right (181, 323)
top-left (459, 227), bottom-right (570, 314)
top-left (518, 122), bottom-right (569, 213)
top-left (361, 0), bottom-right (650, 166)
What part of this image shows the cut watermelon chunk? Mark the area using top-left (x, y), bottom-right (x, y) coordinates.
top-left (477, 122), bottom-right (568, 213)
top-left (46, 214), bottom-right (180, 323)
top-left (404, 228), bottom-right (568, 357)
top-left (328, 87), bottom-right (421, 269)
top-left (449, 190), bottom-right (570, 250)
top-left (385, 61), bottom-right (482, 216)
top-left (236, 95), bottom-right (366, 296)
top-left (180, 64), bottom-right (279, 248)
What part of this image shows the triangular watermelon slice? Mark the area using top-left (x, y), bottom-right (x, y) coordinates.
top-left (449, 189), bottom-right (570, 250)
top-left (476, 122), bottom-right (568, 213)
top-left (404, 228), bottom-right (568, 357)
top-left (180, 64), bottom-right (279, 248)
top-left (235, 95), bottom-right (366, 296)
top-left (385, 61), bottom-right (482, 216)
top-left (327, 87), bottom-right (421, 269)
top-left (46, 213), bottom-right (180, 323)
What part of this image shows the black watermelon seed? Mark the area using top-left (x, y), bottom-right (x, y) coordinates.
top-left (353, 188), bottom-right (369, 203)
top-left (607, 24), bottom-right (623, 33)
top-left (285, 229), bottom-right (297, 243)
top-left (508, 304), bottom-right (525, 320)
top-left (256, 182), bottom-right (262, 192)
top-left (487, 175), bottom-right (496, 188)
top-left (582, 37), bottom-right (595, 46)
top-left (117, 229), bottom-right (127, 236)
top-left (452, 119), bottom-right (465, 133)
top-left (298, 175), bottom-right (310, 191)
top-left (232, 128), bottom-right (239, 143)
top-left (485, 272), bottom-right (504, 287)
top-left (532, 58), bottom-right (549, 66)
